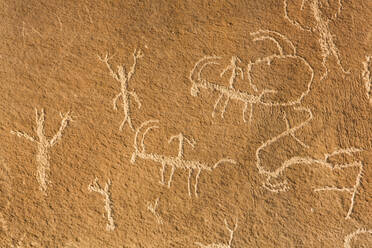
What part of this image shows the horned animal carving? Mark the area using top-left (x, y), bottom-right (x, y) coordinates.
top-left (131, 120), bottom-right (236, 197)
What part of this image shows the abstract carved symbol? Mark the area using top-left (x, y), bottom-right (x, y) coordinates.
top-left (195, 218), bottom-right (238, 248)
top-left (362, 55), bottom-right (372, 105)
top-left (344, 228), bottom-right (372, 248)
top-left (313, 148), bottom-right (364, 220)
top-left (189, 30), bottom-right (314, 125)
top-left (98, 49), bottom-right (144, 131)
top-left (255, 107), bottom-right (313, 193)
top-left (147, 197), bottom-right (163, 225)
top-left (88, 177), bottom-right (116, 231)
top-left (283, 0), bottom-right (350, 80)
top-left (131, 120), bottom-right (236, 197)
top-left (11, 108), bottom-right (73, 194)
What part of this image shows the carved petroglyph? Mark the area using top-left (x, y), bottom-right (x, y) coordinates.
top-left (131, 120), bottom-right (236, 197)
top-left (11, 108), bottom-right (73, 193)
top-left (313, 148), bottom-right (364, 219)
top-left (98, 49), bottom-right (143, 131)
top-left (362, 55), bottom-right (372, 105)
top-left (147, 197), bottom-right (163, 224)
top-left (190, 30), bottom-right (314, 124)
top-left (88, 177), bottom-right (116, 231)
top-left (248, 29), bottom-right (314, 102)
top-left (284, 0), bottom-right (349, 79)
top-left (0, 159), bottom-right (11, 233)
top-left (255, 107), bottom-right (313, 192)
top-left (344, 228), bottom-right (372, 248)
top-left (190, 56), bottom-right (274, 123)
top-left (213, 56), bottom-right (244, 119)
top-left (258, 105), bottom-right (364, 218)
top-left (195, 218), bottom-right (238, 248)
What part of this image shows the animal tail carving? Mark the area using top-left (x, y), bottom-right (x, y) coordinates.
top-left (213, 158), bottom-right (236, 169)
top-left (131, 120), bottom-right (159, 164)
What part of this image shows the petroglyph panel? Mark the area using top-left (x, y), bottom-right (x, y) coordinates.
top-left (1, 0), bottom-right (371, 247)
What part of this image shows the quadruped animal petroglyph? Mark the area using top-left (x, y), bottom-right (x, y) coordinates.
top-left (131, 120), bottom-right (236, 197)
top-left (195, 218), bottom-right (238, 248)
top-left (284, 0), bottom-right (350, 79)
top-left (98, 49), bottom-right (144, 131)
top-left (189, 30), bottom-right (314, 124)
top-left (11, 108), bottom-right (73, 194)
top-left (88, 177), bottom-right (116, 231)
top-left (344, 228), bottom-right (372, 248)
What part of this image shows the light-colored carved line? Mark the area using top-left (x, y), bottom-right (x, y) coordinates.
top-left (0, 159), bottom-right (12, 233)
top-left (131, 120), bottom-right (236, 197)
top-left (195, 218), bottom-right (238, 248)
top-left (147, 197), bottom-right (163, 225)
top-left (344, 228), bottom-right (372, 248)
top-left (88, 177), bottom-right (115, 231)
top-left (314, 186), bottom-right (353, 192)
top-left (255, 107), bottom-right (313, 192)
top-left (312, 151), bottom-right (364, 219)
top-left (249, 30), bottom-right (314, 107)
top-left (283, 0), bottom-right (312, 32)
top-left (217, 56), bottom-right (244, 119)
top-left (282, 111), bottom-right (309, 148)
top-left (285, 0), bottom-right (349, 79)
top-left (362, 55), bottom-right (372, 105)
top-left (250, 29), bottom-right (297, 55)
top-left (11, 108), bottom-right (73, 194)
top-left (98, 49), bottom-right (143, 131)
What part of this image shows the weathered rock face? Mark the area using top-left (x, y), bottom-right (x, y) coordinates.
top-left (0, 0), bottom-right (371, 247)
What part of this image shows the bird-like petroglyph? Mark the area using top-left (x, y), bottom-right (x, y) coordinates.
top-left (190, 30), bottom-right (314, 124)
top-left (284, 0), bottom-right (349, 79)
top-left (314, 148), bottom-right (364, 219)
top-left (88, 177), bottom-right (116, 231)
top-left (362, 55), bottom-right (372, 105)
top-left (147, 197), bottom-right (163, 225)
top-left (344, 228), bottom-right (372, 248)
top-left (98, 49), bottom-right (143, 131)
top-left (11, 108), bottom-right (73, 194)
top-left (131, 120), bottom-right (236, 197)
top-left (195, 218), bottom-right (238, 248)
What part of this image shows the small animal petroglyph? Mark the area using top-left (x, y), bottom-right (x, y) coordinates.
top-left (11, 108), bottom-right (73, 194)
top-left (195, 218), bottom-right (238, 248)
top-left (147, 197), bottom-right (163, 224)
top-left (131, 120), bottom-right (236, 197)
top-left (88, 177), bottom-right (115, 231)
top-left (255, 107), bottom-right (313, 192)
top-left (98, 49), bottom-right (144, 131)
top-left (313, 148), bottom-right (364, 219)
top-left (189, 30), bottom-right (314, 124)
top-left (344, 228), bottom-right (372, 248)
top-left (362, 55), bottom-right (372, 105)
top-left (284, 0), bottom-right (349, 79)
